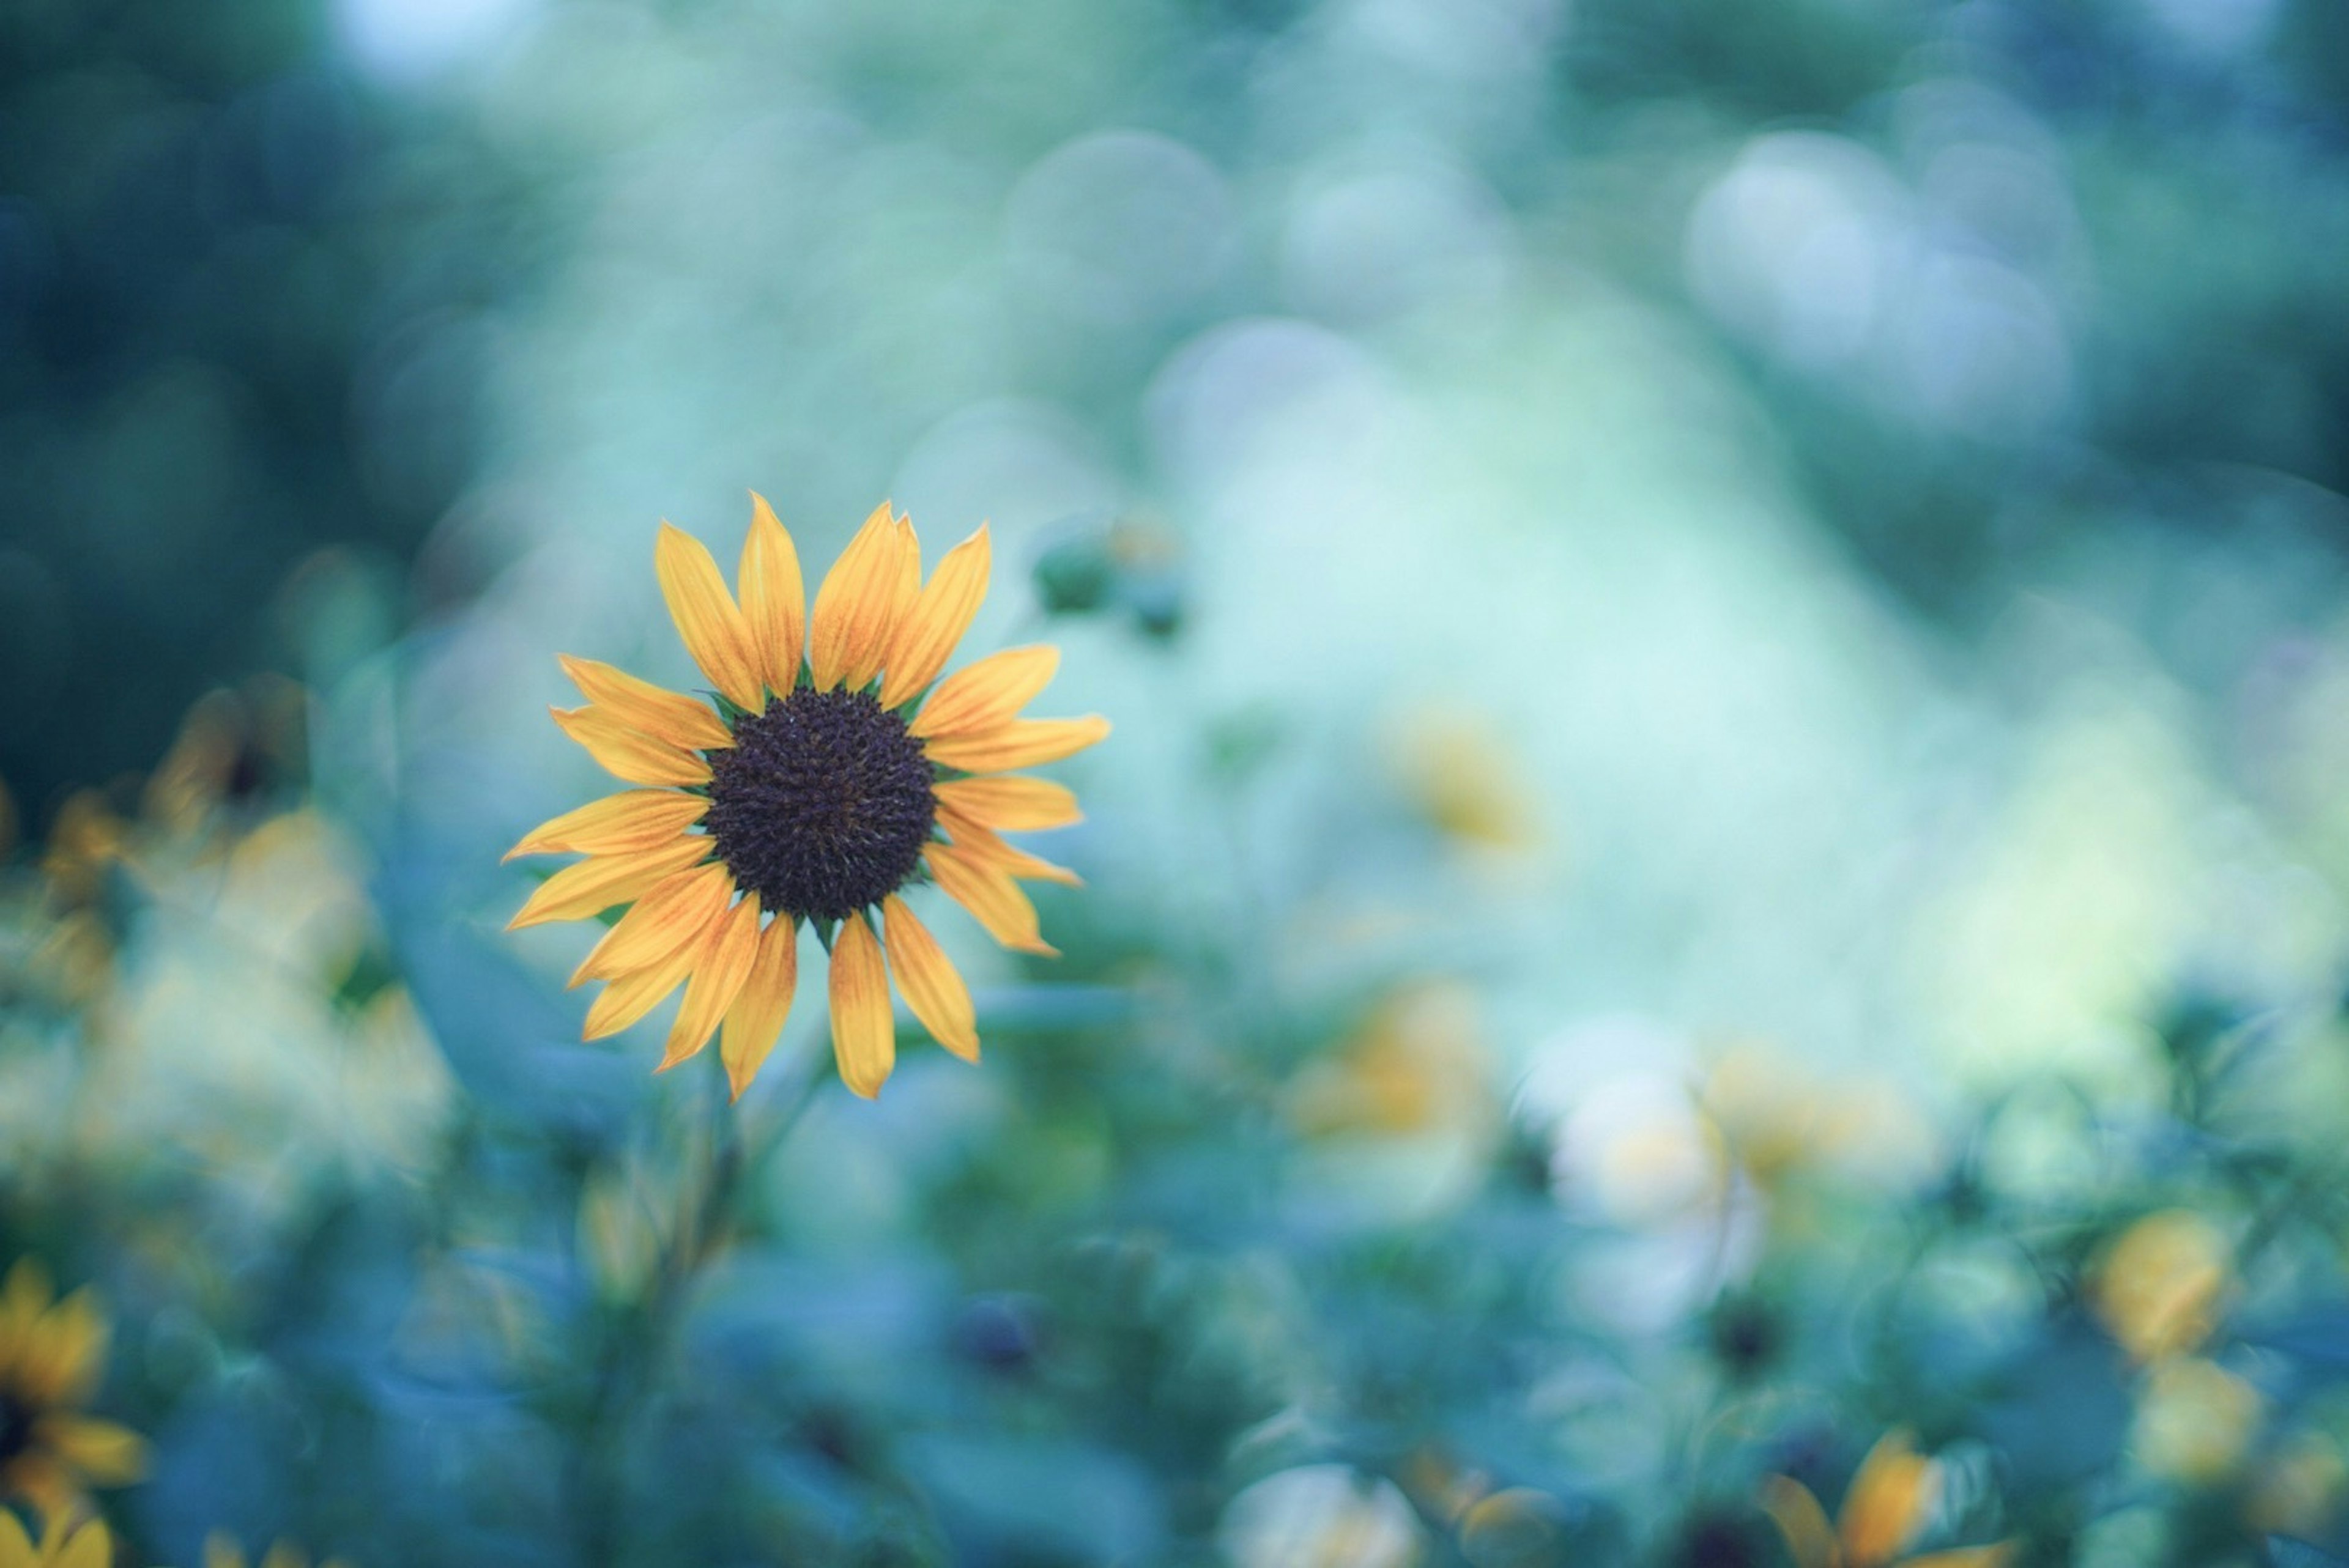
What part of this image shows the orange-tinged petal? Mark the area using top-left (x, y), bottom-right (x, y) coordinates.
top-left (39, 1414), bottom-right (147, 1484)
top-left (881, 895), bottom-right (978, 1061)
top-left (1760, 1476), bottom-right (1838, 1568)
top-left (808, 503), bottom-right (903, 691)
top-left (880, 525), bottom-right (988, 708)
top-left (570, 862), bottom-right (736, 986)
top-left (658, 896), bottom-right (762, 1071)
top-left (739, 492), bottom-right (806, 699)
top-left (655, 522), bottom-right (765, 709)
top-left (922, 716), bottom-right (1109, 774)
top-left (1839, 1430), bottom-right (1937, 1567)
top-left (551, 706), bottom-right (713, 788)
top-left (721, 914), bottom-right (799, 1101)
top-left (507, 835), bottom-right (712, 930)
top-left (558, 656), bottom-right (732, 751)
top-left (1903, 1550), bottom-right (2016, 1568)
top-left (932, 775), bottom-right (1082, 832)
top-left (937, 808), bottom-right (1081, 886)
top-left (841, 514), bottom-right (921, 692)
top-left (828, 912), bottom-right (895, 1098)
top-left (907, 645), bottom-right (1059, 741)
top-left (925, 841), bottom-right (1058, 957)
top-left (505, 790), bottom-right (709, 862)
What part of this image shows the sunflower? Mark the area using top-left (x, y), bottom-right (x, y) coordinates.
top-left (1761, 1429), bottom-right (2010, 1568)
top-left (0, 1262), bottom-right (147, 1517)
top-left (0, 1511), bottom-right (111, 1568)
top-left (507, 497), bottom-right (1107, 1100)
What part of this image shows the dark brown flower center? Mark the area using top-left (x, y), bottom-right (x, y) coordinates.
top-left (0, 1391), bottom-right (32, 1465)
top-left (703, 688), bottom-right (936, 922)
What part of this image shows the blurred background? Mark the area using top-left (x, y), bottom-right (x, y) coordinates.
top-left (6, 0), bottom-right (2349, 1562)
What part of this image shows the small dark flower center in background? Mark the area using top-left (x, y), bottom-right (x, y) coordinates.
top-left (706, 688), bottom-right (937, 922)
top-left (0, 1391), bottom-right (33, 1464)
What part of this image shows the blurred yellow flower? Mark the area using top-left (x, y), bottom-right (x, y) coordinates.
top-left (0, 1262), bottom-right (146, 1516)
top-left (2091, 1209), bottom-right (2230, 1364)
top-left (1290, 981), bottom-right (1492, 1139)
top-left (1384, 708), bottom-right (1542, 856)
top-left (507, 497), bottom-right (1107, 1101)
top-left (0, 1511), bottom-right (111, 1568)
top-left (204, 1532), bottom-right (353, 1568)
top-left (1762, 1429), bottom-right (2011, 1568)
top-left (2247, 1430), bottom-right (2348, 1534)
top-left (2131, 1356), bottom-right (2263, 1486)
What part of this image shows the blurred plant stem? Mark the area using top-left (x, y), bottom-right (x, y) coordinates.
top-left (570, 1056), bottom-right (827, 1568)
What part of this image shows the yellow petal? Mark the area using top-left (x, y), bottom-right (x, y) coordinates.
top-left (881, 896), bottom-right (979, 1062)
top-left (0, 1259), bottom-right (53, 1377)
top-left (570, 862), bottom-right (737, 986)
top-left (924, 842), bottom-right (1058, 957)
top-left (655, 522), bottom-right (765, 710)
top-left (53, 1520), bottom-right (111, 1568)
top-left (582, 924), bottom-right (713, 1041)
top-left (844, 514), bottom-right (922, 692)
top-left (39, 1414), bottom-right (148, 1483)
top-left (0, 1508), bottom-right (34, 1568)
top-left (20, 1289), bottom-right (104, 1405)
top-left (558, 656), bottom-right (733, 751)
top-left (879, 525), bottom-right (989, 709)
top-left (721, 915), bottom-right (800, 1101)
top-left (206, 1533), bottom-right (248, 1568)
top-left (1840, 1430), bottom-right (1937, 1567)
top-left (907, 645), bottom-right (1060, 741)
top-left (551, 706), bottom-right (713, 788)
top-left (807, 503), bottom-right (904, 691)
top-left (1904, 1550), bottom-right (2016, 1568)
top-left (739, 492), bottom-right (806, 700)
top-left (260, 1547), bottom-right (303, 1568)
top-left (932, 775), bottom-right (1082, 832)
top-left (1760, 1476), bottom-right (1838, 1568)
top-left (922, 716), bottom-right (1110, 774)
top-left (506, 835), bottom-right (712, 930)
top-left (657, 896), bottom-right (763, 1072)
top-left (937, 809), bottom-right (1081, 886)
top-left (828, 912), bottom-right (896, 1098)
top-left (505, 790), bottom-right (709, 861)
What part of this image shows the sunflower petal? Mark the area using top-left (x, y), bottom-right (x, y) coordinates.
top-left (932, 775), bottom-right (1082, 832)
top-left (551, 706), bottom-right (713, 788)
top-left (570, 862), bottom-right (737, 986)
top-left (655, 522), bottom-right (765, 710)
top-left (0, 1259), bottom-right (53, 1375)
top-left (582, 928), bottom-right (711, 1041)
top-left (937, 809), bottom-right (1082, 886)
top-left (1759, 1477), bottom-right (1838, 1568)
top-left (53, 1520), bottom-right (113, 1568)
top-left (558, 656), bottom-right (733, 751)
top-left (924, 841), bottom-right (1058, 957)
top-left (808, 503), bottom-right (904, 691)
top-left (922, 716), bottom-right (1109, 774)
top-left (0, 1513), bottom-right (37, 1568)
top-left (739, 492), bottom-right (806, 699)
top-left (841, 514), bottom-right (922, 692)
top-left (881, 895), bottom-right (978, 1062)
top-left (1902, 1550), bottom-right (2016, 1568)
top-left (828, 912), bottom-right (895, 1098)
top-left (658, 896), bottom-right (763, 1071)
top-left (1840, 1430), bottom-right (1937, 1567)
top-left (505, 790), bottom-right (710, 862)
top-left (721, 914), bottom-right (800, 1101)
top-left (507, 835), bottom-right (712, 930)
top-left (907, 645), bottom-right (1059, 741)
top-left (879, 525), bottom-right (990, 709)
top-left (21, 1289), bottom-right (105, 1405)
top-left (39, 1414), bottom-right (148, 1484)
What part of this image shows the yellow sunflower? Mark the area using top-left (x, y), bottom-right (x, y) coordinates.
top-left (507, 497), bottom-right (1108, 1101)
top-left (1762, 1429), bottom-right (2011, 1568)
top-left (0, 1262), bottom-right (147, 1517)
top-left (0, 1511), bottom-right (111, 1568)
